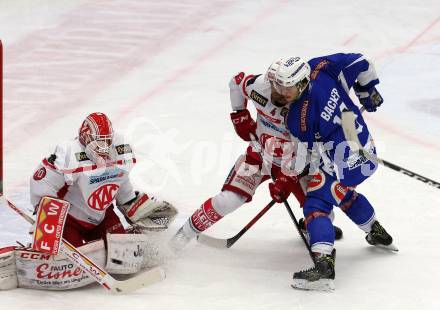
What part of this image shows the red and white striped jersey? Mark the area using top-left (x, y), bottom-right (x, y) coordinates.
top-left (30, 133), bottom-right (137, 228)
top-left (229, 73), bottom-right (297, 170)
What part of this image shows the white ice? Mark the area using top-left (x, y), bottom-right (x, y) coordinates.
top-left (0, 0), bottom-right (439, 309)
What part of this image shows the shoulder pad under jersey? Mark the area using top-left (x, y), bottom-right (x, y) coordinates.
top-left (51, 138), bottom-right (89, 171)
top-left (245, 75), bottom-right (271, 107)
top-left (112, 133), bottom-right (135, 159)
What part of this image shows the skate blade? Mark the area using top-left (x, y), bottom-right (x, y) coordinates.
top-left (291, 279), bottom-right (335, 292)
top-left (374, 242), bottom-right (399, 252)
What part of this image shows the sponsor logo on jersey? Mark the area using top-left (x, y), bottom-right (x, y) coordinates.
top-left (311, 60), bottom-right (330, 80)
top-left (115, 144), bottom-right (132, 155)
top-left (250, 90), bottom-right (268, 107)
top-left (75, 152), bottom-right (90, 162)
top-left (33, 167), bottom-right (47, 181)
top-left (345, 153), bottom-right (368, 170)
top-left (259, 116), bottom-right (289, 135)
top-left (331, 181), bottom-right (349, 204)
top-left (320, 88), bottom-right (340, 122)
top-left (88, 184), bottom-right (120, 211)
top-left (256, 108), bottom-right (281, 124)
top-left (89, 171), bottom-right (124, 184)
top-left (307, 171), bottom-right (325, 192)
top-left (344, 140), bottom-right (375, 170)
top-left (300, 100), bottom-right (310, 132)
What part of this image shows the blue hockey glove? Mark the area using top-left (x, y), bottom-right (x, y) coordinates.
top-left (353, 82), bottom-right (383, 112)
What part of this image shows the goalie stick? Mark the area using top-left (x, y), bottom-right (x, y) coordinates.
top-left (341, 110), bottom-right (440, 190)
top-left (2, 197), bottom-right (165, 293)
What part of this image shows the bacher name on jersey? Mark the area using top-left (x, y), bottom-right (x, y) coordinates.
top-left (30, 133), bottom-right (137, 228)
top-left (286, 53), bottom-right (380, 186)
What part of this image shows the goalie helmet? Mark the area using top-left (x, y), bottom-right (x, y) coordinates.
top-left (79, 112), bottom-right (114, 163)
top-left (266, 56), bottom-right (311, 99)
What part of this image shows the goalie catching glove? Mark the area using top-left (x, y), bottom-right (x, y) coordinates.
top-left (119, 192), bottom-right (178, 231)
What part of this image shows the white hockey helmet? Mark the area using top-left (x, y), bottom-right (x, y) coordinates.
top-left (266, 56), bottom-right (311, 96)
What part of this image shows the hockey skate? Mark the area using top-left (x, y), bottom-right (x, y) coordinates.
top-left (168, 227), bottom-right (192, 254)
top-left (365, 221), bottom-right (398, 252)
top-left (291, 249), bottom-right (336, 291)
top-left (298, 218), bottom-right (343, 241)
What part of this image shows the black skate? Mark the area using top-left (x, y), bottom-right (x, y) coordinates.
top-left (291, 249), bottom-right (336, 291)
top-left (298, 218), bottom-right (343, 241)
top-left (365, 221), bottom-right (398, 252)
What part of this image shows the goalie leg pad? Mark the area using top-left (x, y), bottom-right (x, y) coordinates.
top-left (106, 233), bottom-right (163, 274)
top-left (0, 246), bottom-right (18, 290)
top-left (15, 240), bottom-right (106, 290)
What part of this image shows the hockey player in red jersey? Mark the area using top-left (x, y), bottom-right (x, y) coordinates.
top-left (170, 69), bottom-right (342, 251)
top-left (0, 112), bottom-right (178, 291)
top-left (29, 112), bottom-right (177, 247)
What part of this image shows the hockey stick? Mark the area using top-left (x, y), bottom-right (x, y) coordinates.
top-left (197, 133), bottom-right (280, 249)
top-left (3, 197), bottom-right (165, 293)
top-left (280, 198), bottom-right (316, 265)
top-left (341, 111), bottom-right (440, 190)
top-left (197, 199), bottom-right (276, 248)
top-left (247, 134), bottom-right (315, 262)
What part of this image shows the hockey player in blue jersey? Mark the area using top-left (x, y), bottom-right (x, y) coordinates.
top-left (264, 54), bottom-right (396, 291)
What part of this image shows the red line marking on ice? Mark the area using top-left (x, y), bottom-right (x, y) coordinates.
top-left (342, 34), bottom-right (358, 46)
top-left (399, 15), bottom-right (440, 53)
top-left (368, 15), bottom-right (440, 152)
top-left (365, 114), bottom-right (440, 153)
top-left (4, 0), bottom-right (234, 151)
top-left (374, 15), bottom-right (440, 60)
top-left (118, 0), bottom-right (289, 119)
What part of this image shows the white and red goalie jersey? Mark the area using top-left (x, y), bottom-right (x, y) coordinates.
top-left (30, 133), bottom-right (137, 228)
top-left (229, 73), bottom-right (297, 170)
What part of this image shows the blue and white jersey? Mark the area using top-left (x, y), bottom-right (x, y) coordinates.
top-left (287, 53), bottom-right (380, 186)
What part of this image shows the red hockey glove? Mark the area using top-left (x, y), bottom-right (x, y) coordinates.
top-left (268, 174), bottom-right (300, 203)
top-left (230, 109), bottom-right (257, 142)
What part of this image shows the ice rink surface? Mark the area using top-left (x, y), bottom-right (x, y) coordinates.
top-left (0, 0), bottom-right (439, 309)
